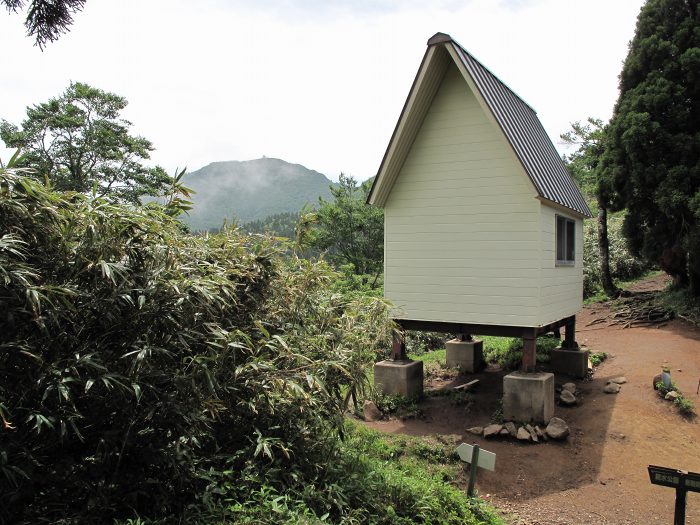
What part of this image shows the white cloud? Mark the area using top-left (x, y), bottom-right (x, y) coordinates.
top-left (0, 0), bottom-right (643, 180)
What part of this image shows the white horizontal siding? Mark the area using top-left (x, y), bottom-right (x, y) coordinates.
top-left (537, 204), bottom-right (584, 325)
top-left (383, 62), bottom-right (541, 326)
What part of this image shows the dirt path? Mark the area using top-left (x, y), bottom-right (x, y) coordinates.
top-left (365, 276), bottom-right (700, 524)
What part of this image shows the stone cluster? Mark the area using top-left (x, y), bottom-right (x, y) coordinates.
top-left (559, 382), bottom-right (577, 406)
top-left (467, 416), bottom-right (569, 443)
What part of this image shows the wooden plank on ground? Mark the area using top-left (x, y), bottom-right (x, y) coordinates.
top-left (453, 379), bottom-right (479, 391)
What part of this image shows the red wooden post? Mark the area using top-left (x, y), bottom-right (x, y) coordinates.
top-left (390, 329), bottom-right (408, 361)
top-left (522, 331), bottom-right (536, 372)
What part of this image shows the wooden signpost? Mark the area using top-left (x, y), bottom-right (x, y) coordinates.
top-left (648, 465), bottom-right (700, 524)
top-left (456, 443), bottom-right (496, 496)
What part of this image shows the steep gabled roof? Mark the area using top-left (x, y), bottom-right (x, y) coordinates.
top-left (368, 32), bottom-right (592, 219)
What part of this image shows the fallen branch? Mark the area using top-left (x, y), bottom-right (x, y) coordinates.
top-left (587, 292), bottom-right (674, 328)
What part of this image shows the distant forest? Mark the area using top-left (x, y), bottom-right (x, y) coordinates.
top-left (242, 211), bottom-right (300, 238)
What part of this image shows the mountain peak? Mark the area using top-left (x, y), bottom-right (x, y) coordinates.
top-left (181, 158), bottom-right (334, 231)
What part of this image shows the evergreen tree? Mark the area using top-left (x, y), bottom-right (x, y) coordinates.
top-left (1, 0), bottom-right (85, 48)
top-left (308, 174), bottom-right (384, 286)
top-left (602, 0), bottom-right (700, 295)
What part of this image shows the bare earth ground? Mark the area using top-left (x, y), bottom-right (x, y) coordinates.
top-left (364, 275), bottom-right (700, 524)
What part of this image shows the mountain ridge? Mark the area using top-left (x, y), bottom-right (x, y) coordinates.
top-left (180, 157), bottom-right (335, 231)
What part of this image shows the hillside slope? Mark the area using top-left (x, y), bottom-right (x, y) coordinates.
top-left (181, 158), bottom-right (334, 231)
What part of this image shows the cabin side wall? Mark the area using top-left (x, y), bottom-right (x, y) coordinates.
top-left (537, 204), bottom-right (584, 325)
top-left (383, 64), bottom-right (542, 327)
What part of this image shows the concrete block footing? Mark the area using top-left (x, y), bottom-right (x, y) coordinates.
top-left (551, 347), bottom-right (590, 379)
top-left (503, 371), bottom-right (554, 424)
top-left (374, 360), bottom-right (423, 398)
top-left (445, 339), bottom-right (484, 373)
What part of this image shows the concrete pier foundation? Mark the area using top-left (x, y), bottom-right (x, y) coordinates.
top-left (445, 338), bottom-right (484, 372)
top-left (551, 347), bottom-right (589, 379)
top-left (503, 371), bottom-right (554, 424)
top-left (374, 360), bottom-right (424, 398)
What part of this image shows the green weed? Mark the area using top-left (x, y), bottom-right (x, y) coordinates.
top-left (589, 352), bottom-right (608, 366)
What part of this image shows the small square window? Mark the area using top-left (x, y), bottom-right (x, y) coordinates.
top-left (556, 215), bottom-right (575, 265)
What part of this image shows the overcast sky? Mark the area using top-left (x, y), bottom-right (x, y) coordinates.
top-left (0, 0), bottom-right (644, 181)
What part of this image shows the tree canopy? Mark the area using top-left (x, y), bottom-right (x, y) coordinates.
top-left (1, 82), bottom-right (171, 204)
top-left (1, 0), bottom-right (85, 48)
top-left (308, 174), bottom-right (384, 283)
top-left (602, 0), bottom-right (700, 295)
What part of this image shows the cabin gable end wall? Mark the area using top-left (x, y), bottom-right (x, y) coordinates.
top-left (384, 62), bottom-right (543, 327)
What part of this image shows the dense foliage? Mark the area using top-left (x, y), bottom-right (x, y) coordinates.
top-left (583, 214), bottom-right (650, 298)
top-left (1, 82), bottom-right (170, 204)
top-left (0, 168), bottom-right (399, 523)
top-left (243, 210), bottom-right (300, 239)
top-left (602, 0), bottom-right (700, 295)
top-left (561, 118), bottom-right (619, 296)
top-left (309, 174), bottom-right (383, 286)
top-left (1, 0), bottom-right (85, 48)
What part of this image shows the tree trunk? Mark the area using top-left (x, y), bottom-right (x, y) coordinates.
top-left (597, 195), bottom-right (618, 297)
top-left (660, 245), bottom-right (688, 290)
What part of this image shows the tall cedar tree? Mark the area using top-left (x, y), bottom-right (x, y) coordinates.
top-left (602, 0), bottom-right (700, 295)
top-left (1, 82), bottom-right (171, 205)
top-left (561, 119), bottom-right (618, 297)
top-left (309, 174), bottom-right (384, 286)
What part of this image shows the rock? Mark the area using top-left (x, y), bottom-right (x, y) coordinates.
top-left (504, 421), bottom-right (517, 437)
top-left (653, 373), bottom-right (662, 390)
top-left (562, 382), bottom-right (577, 394)
top-left (535, 425), bottom-right (545, 438)
top-left (528, 427), bottom-right (539, 442)
top-left (546, 417), bottom-right (570, 440)
top-left (603, 383), bottom-right (621, 394)
top-left (525, 423), bottom-right (535, 433)
top-left (665, 391), bottom-right (679, 401)
top-left (560, 390), bottom-right (577, 406)
top-left (517, 427), bottom-right (532, 441)
top-left (483, 424), bottom-right (503, 438)
top-left (467, 426), bottom-right (483, 435)
top-left (611, 377), bottom-right (627, 384)
top-left (363, 400), bottom-right (382, 422)
top-left (500, 428), bottom-right (510, 436)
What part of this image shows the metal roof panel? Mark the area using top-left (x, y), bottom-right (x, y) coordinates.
top-left (452, 43), bottom-right (592, 217)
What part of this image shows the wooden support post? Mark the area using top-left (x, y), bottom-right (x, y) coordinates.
top-left (390, 329), bottom-right (408, 361)
top-left (467, 444), bottom-right (480, 497)
top-left (522, 331), bottom-right (536, 372)
top-left (563, 316), bottom-right (577, 349)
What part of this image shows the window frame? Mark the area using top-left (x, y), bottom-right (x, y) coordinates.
top-left (555, 215), bottom-right (576, 266)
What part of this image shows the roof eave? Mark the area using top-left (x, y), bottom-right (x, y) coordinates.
top-left (536, 196), bottom-right (593, 219)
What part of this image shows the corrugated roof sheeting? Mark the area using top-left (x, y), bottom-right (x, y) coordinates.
top-left (452, 44), bottom-right (592, 218)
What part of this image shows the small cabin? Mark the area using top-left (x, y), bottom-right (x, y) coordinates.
top-left (369, 33), bottom-right (592, 410)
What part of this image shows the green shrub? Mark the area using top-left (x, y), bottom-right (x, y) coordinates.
top-left (0, 170), bottom-right (394, 523)
top-left (583, 215), bottom-right (650, 298)
top-left (675, 396), bottom-right (696, 416)
top-left (481, 335), bottom-right (560, 370)
top-left (405, 330), bottom-right (451, 355)
top-left (373, 392), bottom-right (421, 418)
top-left (589, 352), bottom-right (608, 366)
